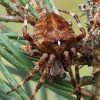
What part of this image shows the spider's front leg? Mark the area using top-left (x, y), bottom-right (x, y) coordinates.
top-left (63, 51), bottom-right (78, 98)
top-left (6, 53), bottom-right (48, 94)
top-left (22, 3), bottom-right (41, 56)
top-left (29, 54), bottom-right (55, 100)
top-left (59, 10), bottom-right (86, 41)
top-left (23, 4), bottom-right (33, 44)
top-left (70, 47), bottom-right (81, 100)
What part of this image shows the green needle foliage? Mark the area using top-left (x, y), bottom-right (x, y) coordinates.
top-left (0, 0), bottom-right (85, 100)
top-left (19, 0), bottom-right (40, 19)
top-left (0, 30), bottom-right (77, 100)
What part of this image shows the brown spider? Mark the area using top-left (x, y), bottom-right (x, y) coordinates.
top-left (6, 3), bottom-right (86, 100)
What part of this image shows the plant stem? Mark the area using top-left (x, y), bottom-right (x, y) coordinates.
top-left (0, 0), bottom-right (23, 17)
top-left (19, 0), bottom-right (40, 19)
top-left (0, 15), bottom-right (23, 23)
top-left (91, 71), bottom-right (100, 100)
top-left (42, 0), bottom-right (59, 14)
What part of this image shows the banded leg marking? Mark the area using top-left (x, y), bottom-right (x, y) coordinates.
top-left (70, 47), bottom-right (81, 100)
top-left (29, 54), bottom-right (55, 100)
top-left (59, 10), bottom-right (86, 41)
top-left (63, 51), bottom-right (77, 93)
top-left (6, 53), bottom-right (48, 94)
top-left (22, 3), bottom-right (39, 56)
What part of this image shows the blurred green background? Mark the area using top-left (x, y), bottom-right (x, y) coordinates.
top-left (0, 0), bottom-right (93, 100)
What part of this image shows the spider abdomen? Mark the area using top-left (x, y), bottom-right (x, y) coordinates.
top-left (33, 13), bottom-right (75, 56)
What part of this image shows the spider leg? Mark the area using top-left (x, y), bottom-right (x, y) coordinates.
top-left (6, 53), bottom-right (48, 94)
top-left (29, 54), bottom-right (55, 100)
top-left (70, 47), bottom-right (81, 100)
top-left (22, 3), bottom-right (41, 56)
top-left (59, 10), bottom-right (86, 41)
top-left (63, 51), bottom-right (78, 98)
top-left (23, 3), bottom-right (33, 44)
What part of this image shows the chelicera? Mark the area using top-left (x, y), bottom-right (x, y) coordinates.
top-left (6, 3), bottom-right (86, 100)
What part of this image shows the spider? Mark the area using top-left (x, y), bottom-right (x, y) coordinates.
top-left (6, 3), bottom-right (86, 100)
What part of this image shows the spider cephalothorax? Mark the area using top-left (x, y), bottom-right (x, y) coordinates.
top-left (34, 13), bottom-right (76, 57)
top-left (6, 3), bottom-right (86, 100)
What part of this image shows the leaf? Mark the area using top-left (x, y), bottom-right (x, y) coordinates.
top-left (19, 0), bottom-right (40, 19)
top-left (0, 30), bottom-right (77, 100)
top-left (0, 32), bottom-right (34, 72)
top-left (0, 78), bottom-right (22, 100)
top-left (0, 60), bottom-right (29, 100)
top-left (46, 85), bottom-right (76, 100)
top-left (0, 0), bottom-right (83, 99)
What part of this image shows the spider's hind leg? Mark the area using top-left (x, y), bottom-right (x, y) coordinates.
top-left (63, 51), bottom-right (79, 99)
top-left (70, 47), bottom-right (81, 100)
